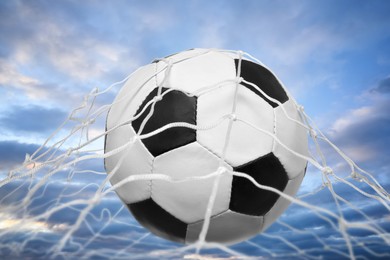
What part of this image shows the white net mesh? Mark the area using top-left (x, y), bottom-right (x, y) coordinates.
top-left (1, 49), bottom-right (389, 259)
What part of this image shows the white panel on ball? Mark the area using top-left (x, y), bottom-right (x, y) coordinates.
top-left (152, 142), bottom-right (232, 224)
top-left (156, 49), bottom-right (236, 95)
top-left (105, 125), bottom-right (153, 204)
top-left (197, 83), bottom-right (274, 167)
top-left (186, 210), bottom-right (263, 245)
top-left (260, 170), bottom-right (305, 232)
top-left (273, 100), bottom-right (308, 179)
top-left (152, 142), bottom-right (232, 223)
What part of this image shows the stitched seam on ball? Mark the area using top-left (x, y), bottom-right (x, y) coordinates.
top-left (225, 164), bottom-right (233, 214)
top-left (194, 95), bottom-right (198, 143)
top-left (272, 104), bottom-right (277, 153)
top-left (195, 140), bottom-right (234, 214)
top-left (149, 157), bottom-right (155, 199)
top-left (154, 61), bottom-right (158, 88)
top-left (196, 140), bottom-right (234, 169)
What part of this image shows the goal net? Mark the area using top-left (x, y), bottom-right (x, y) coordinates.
top-left (0, 49), bottom-right (389, 259)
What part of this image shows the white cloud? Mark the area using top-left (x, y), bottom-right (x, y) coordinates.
top-left (326, 86), bottom-right (390, 165)
top-left (134, 7), bottom-right (176, 33)
top-left (342, 144), bottom-right (378, 163)
top-left (3, 3), bottom-right (141, 83)
top-left (199, 23), bottom-right (226, 48)
top-left (0, 213), bottom-right (68, 234)
top-left (0, 60), bottom-right (50, 99)
top-left (330, 106), bottom-right (374, 135)
top-left (34, 25), bottom-right (126, 80)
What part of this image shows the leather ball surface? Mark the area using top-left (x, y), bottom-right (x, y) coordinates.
top-left (104, 49), bottom-right (308, 244)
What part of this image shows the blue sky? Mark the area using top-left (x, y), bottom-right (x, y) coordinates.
top-left (0, 0), bottom-right (390, 259)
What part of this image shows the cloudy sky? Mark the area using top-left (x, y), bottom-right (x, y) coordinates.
top-left (0, 0), bottom-right (389, 259)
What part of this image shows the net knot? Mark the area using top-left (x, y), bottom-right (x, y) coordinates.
top-left (162, 58), bottom-right (173, 67)
top-left (66, 148), bottom-right (73, 156)
top-left (90, 87), bottom-right (99, 95)
top-left (351, 172), bottom-right (364, 182)
top-left (23, 153), bottom-right (36, 170)
top-left (217, 166), bottom-right (227, 175)
top-left (229, 113), bottom-right (237, 121)
top-left (8, 170), bottom-right (15, 178)
top-left (338, 218), bottom-right (347, 230)
top-left (153, 95), bottom-right (163, 102)
top-left (310, 129), bottom-right (317, 138)
top-left (130, 136), bottom-right (138, 143)
top-left (24, 153), bottom-right (32, 164)
top-left (83, 118), bottom-right (95, 126)
top-left (91, 194), bottom-right (101, 204)
top-left (322, 166), bottom-right (333, 175)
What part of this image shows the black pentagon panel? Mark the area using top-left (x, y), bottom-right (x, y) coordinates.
top-left (229, 153), bottom-right (289, 216)
top-left (128, 198), bottom-right (187, 243)
top-left (235, 59), bottom-right (289, 108)
top-left (132, 87), bottom-right (197, 157)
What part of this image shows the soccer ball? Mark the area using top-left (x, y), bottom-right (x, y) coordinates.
top-left (104, 49), bottom-right (308, 244)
